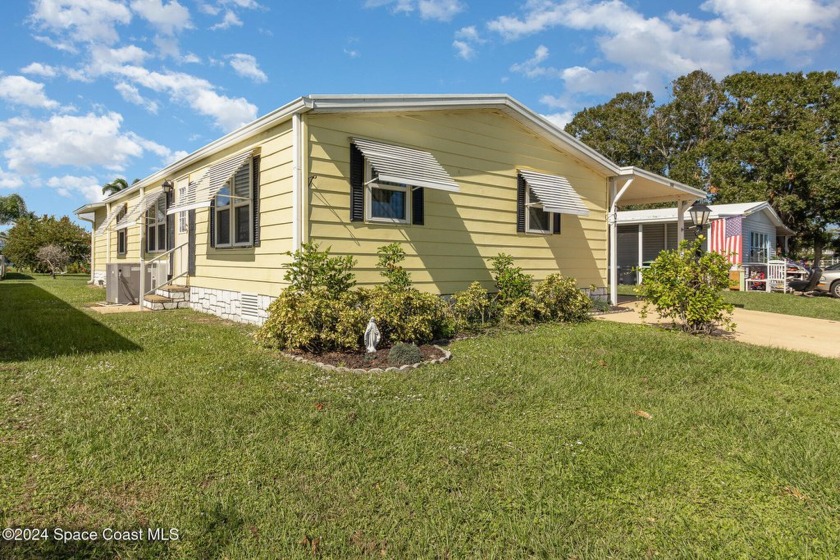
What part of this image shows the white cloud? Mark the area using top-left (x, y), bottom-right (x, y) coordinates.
top-left (418, 0), bottom-right (464, 21)
top-left (0, 112), bottom-right (160, 173)
top-left (510, 44), bottom-right (558, 78)
top-left (102, 65), bottom-right (258, 131)
top-left (453, 25), bottom-right (484, 60)
top-left (215, 10), bottom-right (242, 29)
top-left (130, 0), bottom-right (192, 35)
top-left (182, 53), bottom-right (202, 64)
top-left (540, 111), bottom-right (574, 129)
top-left (0, 76), bottom-right (60, 110)
top-left (344, 48), bottom-right (360, 58)
top-left (46, 174), bottom-right (104, 201)
top-left (701, 0), bottom-right (840, 60)
top-left (115, 82), bottom-right (159, 113)
top-left (366, 0), bottom-right (465, 21)
top-left (30, 0), bottom-right (133, 45)
top-left (0, 167), bottom-right (24, 189)
top-left (452, 40), bottom-right (475, 60)
top-left (226, 53), bottom-right (267, 83)
top-left (20, 62), bottom-right (58, 78)
top-left (210, 10), bottom-right (242, 30)
top-left (90, 44), bottom-right (152, 67)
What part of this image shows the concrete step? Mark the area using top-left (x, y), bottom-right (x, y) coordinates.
top-left (159, 284), bottom-right (190, 293)
top-left (144, 294), bottom-right (189, 311)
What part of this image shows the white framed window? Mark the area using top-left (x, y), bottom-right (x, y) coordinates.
top-left (116, 207), bottom-right (127, 255)
top-left (146, 196), bottom-right (167, 253)
top-left (525, 185), bottom-right (553, 234)
top-left (364, 159), bottom-right (410, 224)
top-left (177, 181), bottom-right (188, 233)
top-left (214, 159), bottom-right (253, 248)
top-left (750, 231), bottom-right (769, 261)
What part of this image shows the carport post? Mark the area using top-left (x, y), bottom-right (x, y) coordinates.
top-left (637, 224), bottom-right (644, 284)
top-left (677, 200), bottom-right (686, 245)
top-left (609, 177), bottom-right (634, 306)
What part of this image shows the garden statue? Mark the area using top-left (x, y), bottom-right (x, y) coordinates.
top-left (364, 317), bottom-right (380, 353)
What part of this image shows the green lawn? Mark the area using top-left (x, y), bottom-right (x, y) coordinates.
top-left (2, 275), bottom-right (839, 558)
top-left (618, 283), bottom-right (840, 322)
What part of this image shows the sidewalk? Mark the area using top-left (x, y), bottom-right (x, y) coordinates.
top-left (598, 301), bottom-right (840, 359)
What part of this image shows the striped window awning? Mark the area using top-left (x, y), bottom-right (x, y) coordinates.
top-left (352, 137), bottom-right (459, 192)
top-left (519, 169), bottom-right (589, 216)
top-left (114, 191), bottom-right (164, 230)
top-left (167, 150), bottom-right (253, 215)
top-left (94, 203), bottom-right (127, 235)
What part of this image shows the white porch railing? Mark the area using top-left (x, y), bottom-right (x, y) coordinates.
top-left (140, 241), bottom-right (189, 303)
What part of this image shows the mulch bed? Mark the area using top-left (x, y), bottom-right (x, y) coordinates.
top-left (288, 344), bottom-right (446, 369)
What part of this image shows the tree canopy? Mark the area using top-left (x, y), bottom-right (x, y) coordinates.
top-left (102, 177), bottom-right (130, 197)
top-left (564, 70), bottom-right (839, 258)
top-left (0, 193), bottom-right (31, 225)
top-left (3, 215), bottom-right (90, 271)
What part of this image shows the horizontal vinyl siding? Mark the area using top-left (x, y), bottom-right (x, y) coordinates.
top-left (743, 212), bottom-right (777, 261)
top-left (307, 109), bottom-right (608, 293)
top-left (190, 120), bottom-right (295, 295)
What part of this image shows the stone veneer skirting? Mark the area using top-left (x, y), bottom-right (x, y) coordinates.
top-left (189, 286), bottom-right (274, 325)
top-left (92, 270), bottom-right (107, 286)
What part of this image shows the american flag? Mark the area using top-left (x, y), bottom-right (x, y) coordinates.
top-left (709, 216), bottom-right (742, 264)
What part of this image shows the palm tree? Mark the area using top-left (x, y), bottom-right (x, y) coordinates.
top-left (0, 194), bottom-right (29, 225)
top-left (101, 177), bottom-right (130, 197)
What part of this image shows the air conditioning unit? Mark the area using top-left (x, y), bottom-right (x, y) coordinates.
top-left (106, 263), bottom-right (158, 304)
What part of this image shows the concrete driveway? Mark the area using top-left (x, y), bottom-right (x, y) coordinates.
top-left (598, 300), bottom-right (840, 359)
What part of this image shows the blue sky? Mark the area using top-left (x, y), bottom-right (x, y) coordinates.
top-left (1, 0), bottom-right (838, 228)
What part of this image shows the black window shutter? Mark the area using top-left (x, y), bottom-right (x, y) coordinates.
top-left (516, 173), bottom-right (526, 233)
top-left (350, 143), bottom-right (364, 222)
top-left (412, 187), bottom-right (424, 225)
top-left (252, 156), bottom-right (261, 247)
top-left (553, 213), bottom-right (561, 234)
top-left (188, 209), bottom-right (196, 276)
top-left (209, 199), bottom-right (216, 248)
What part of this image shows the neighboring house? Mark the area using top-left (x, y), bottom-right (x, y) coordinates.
top-left (75, 94), bottom-right (703, 323)
top-left (616, 202), bottom-right (794, 284)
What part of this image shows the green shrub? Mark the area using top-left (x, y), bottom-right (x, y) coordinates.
top-left (387, 343), bottom-right (423, 366)
top-left (533, 274), bottom-right (592, 322)
top-left (635, 238), bottom-right (735, 334)
top-left (283, 242), bottom-right (355, 295)
top-left (452, 281), bottom-right (494, 329)
top-left (377, 242), bottom-right (411, 290)
top-left (501, 296), bottom-right (544, 325)
top-left (366, 286), bottom-right (454, 345)
top-left (489, 253), bottom-right (533, 305)
top-left (256, 287), bottom-right (366, 351)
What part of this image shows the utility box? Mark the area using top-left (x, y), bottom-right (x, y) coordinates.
top-left (106, 262), bottom-right (164, 304)
top-left (106, 263), bottom-right (139, 304)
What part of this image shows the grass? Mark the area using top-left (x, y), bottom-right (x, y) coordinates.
top-left (618, 283), bottom-right (840, 322)
top-left (2, 275), bottom-right (839, 558)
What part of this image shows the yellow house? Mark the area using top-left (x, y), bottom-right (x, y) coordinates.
top-left (75, 94), bottom-right (703, 323)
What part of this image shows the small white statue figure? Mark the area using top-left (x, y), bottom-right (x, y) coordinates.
top-left (364, 317), bottom-right (380, 353)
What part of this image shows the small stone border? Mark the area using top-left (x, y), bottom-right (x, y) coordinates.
top-left (281, 345), bottom-right (452, 373)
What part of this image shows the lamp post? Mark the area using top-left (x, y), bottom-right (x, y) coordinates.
top-left (687, 200), bottom-right (712, 258)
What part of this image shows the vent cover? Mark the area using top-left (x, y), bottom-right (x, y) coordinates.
top-left (241, 293), bottom-right (260, 321)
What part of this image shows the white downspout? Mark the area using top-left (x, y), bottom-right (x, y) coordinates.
top-left (292, 113), bottom-right (302, 251)
top-left (637, 224), bottom-right (644, 285)
top-left (677, 200), bottom-right (686, 245)
top-left (138, 187), bottom-right (145, 310)
top-left (609, 177), bottom-right (634, 306)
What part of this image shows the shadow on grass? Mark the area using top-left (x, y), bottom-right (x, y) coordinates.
top-left (0, 283), bottom-right (140, 362)
top-left (0, 538), bottom-right (173, 560)
top-left (2, 271), bottom-right (34, 280)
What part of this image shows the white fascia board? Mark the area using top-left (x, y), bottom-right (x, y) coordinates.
top-left (78, 97), bottom-right (310, 214)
